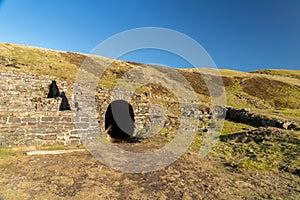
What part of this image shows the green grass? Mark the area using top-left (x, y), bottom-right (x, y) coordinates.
top-left (39, 144), bottom-right (85, 151)
top-left (273, 108), bottom-right (300, 120)
top-left (214, 128), bottom-right (300, 172)
top-left (0, 43), bottom-right (79, 81)
top-left (221, 120), bottom-right (256, 135)
top-left (0, 144), bottom-right (85, 155)
top-left (0, 148), bottom-right (14, 156)
top-left (224, 75), bottom-right (300, 122)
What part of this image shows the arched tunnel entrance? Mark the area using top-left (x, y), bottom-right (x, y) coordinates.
top-left (105, 100), bottom-right (135, 141)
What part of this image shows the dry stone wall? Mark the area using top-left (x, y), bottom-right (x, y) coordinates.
top-left (0, 70), bottom-right (79, 146)
top-left (225, 106), bottom-right (299, 130)
top-left (95, 87), bottom-right (153, 136)
top-left (0, 69), bottom-right (196, 146)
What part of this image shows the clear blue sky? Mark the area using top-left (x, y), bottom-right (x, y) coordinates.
top-left (0, 0), bottom-right (300, 71)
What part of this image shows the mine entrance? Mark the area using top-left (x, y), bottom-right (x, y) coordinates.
top-left (105, 100), bottom-right (135, 141)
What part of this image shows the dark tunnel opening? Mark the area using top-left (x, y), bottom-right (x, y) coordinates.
top-left (105, 100), bottom-right (135, 141)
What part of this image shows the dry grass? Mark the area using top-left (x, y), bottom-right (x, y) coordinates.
top-left (242, 77), bottom-right (300, 109)
top-left (0, 43), bottom-right (79, 81)
top-left (252, 69), bottom-right (300, 80)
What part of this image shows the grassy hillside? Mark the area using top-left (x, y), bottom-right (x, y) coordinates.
top-left (0, 43), bottom-right (85, 81)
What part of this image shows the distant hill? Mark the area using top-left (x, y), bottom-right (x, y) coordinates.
top-left (251, 69), bottom-right (300, 80)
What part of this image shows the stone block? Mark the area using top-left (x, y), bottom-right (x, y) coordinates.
top-left (69, 130), bottom-right (78, 135)
top-left (8, 117), bottom-right (21, 124)
top-left (70, 139), bottom-right (80, 145)
top-left (0, 116), bottom-right (8, 124)
top-left (62, 124), bottom-right (75, 129)
top-left (75, 122), bottom-right (89, 129)
top-left (61, 117), bottom-right (72, 122)
top-left (27, 129), bottom-right (42, 135)
top-left (46, 128), bottom-right (59, 133)
top-left (37, 134), bottom-right (57, 140)
top-left (27, 121), bottom-right (38, 126)
top-left (14, 130), bottom-right (26, 136)
top-left (80, 117), bottom-right (89, 122)
top-left (69, 136), bottom-right (80, 140)
top-left (41, 116), bottom-right (54, 122)
top-left (21, 117), bottom-right (37, 123)
top-left (52, 116), bottom-right (62, 122)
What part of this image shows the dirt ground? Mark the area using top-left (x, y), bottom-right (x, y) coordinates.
top-left (0, 145), bottom-right (299, 200)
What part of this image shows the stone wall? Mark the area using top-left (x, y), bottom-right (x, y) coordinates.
top-left (0, 111), bottom-right (79, 146)
top-left (94, 87), bottom-right (153, 135)
top-left (0, 70), bottom-right (72, 112)
top-left (225, 106), bottom-right (299, 130)
top-left (0, 70), bottom-right (79, 146)
top-left (0, 69), bottom-right (201, 146)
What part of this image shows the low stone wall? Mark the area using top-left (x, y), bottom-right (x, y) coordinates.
top-left (225, 106), bottom-right (298, 130)
top-left (0, 111), bottom-right (79, 146)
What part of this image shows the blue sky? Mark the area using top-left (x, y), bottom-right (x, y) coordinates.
top-left (0, 0), bottom-right (299, 71)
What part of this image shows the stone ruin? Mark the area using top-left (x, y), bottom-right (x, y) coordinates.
top-left (0, 69), bottom-right (298, 147)
top-left (0, 69), bottom-right (191, 146)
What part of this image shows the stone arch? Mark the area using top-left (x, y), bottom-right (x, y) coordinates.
top-left (104, 100), bottom-right (135, 140)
